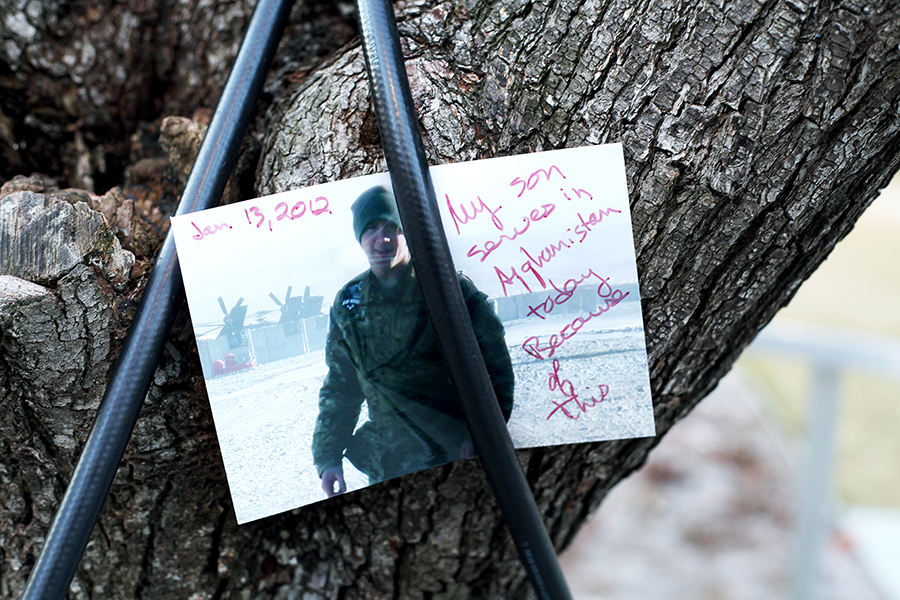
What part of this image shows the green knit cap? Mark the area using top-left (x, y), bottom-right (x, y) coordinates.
top-left (351, 185), bottom-right (401, 241)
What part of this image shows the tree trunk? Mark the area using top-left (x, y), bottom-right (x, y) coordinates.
top-left (1, 0), bottom-right (899, 598)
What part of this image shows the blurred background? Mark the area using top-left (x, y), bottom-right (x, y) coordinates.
top-left (560, 173), bottom-right (900, 600)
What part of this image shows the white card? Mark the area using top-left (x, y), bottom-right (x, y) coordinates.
top-left (172, 143), bottom-right (655, 523)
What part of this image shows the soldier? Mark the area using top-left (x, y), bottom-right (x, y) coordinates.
top-left (312, 185), bottom-right (515, 497)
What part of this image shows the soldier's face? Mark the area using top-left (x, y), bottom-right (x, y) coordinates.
top-left (360, 219), bottom-right (411, 280)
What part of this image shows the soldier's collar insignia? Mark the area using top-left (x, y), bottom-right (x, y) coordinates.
top-left (341, 282), bottom-right (362, 311)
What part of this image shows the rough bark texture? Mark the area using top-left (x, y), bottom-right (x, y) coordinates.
top-left (0, 0), bottom-right (351, 191)
top-left (1, 0), bottom-right (899, 599)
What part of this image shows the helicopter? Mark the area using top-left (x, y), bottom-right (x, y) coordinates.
top-left (217, 296), bottom-right (248, 349)
top-left (267, 286), bottom-right (324, 335)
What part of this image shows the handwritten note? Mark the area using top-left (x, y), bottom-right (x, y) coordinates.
top-left (187, 195), bottom-right (333, 240)
top-left (171, 144), bottom-right (655, 523)
top-left (547, 359), bottom-right (609, 420)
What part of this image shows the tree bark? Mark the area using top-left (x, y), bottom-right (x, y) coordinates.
top-left (0, 0), bottom-right (352, 190)
top-left (1, 0), bottom-right (899, 598)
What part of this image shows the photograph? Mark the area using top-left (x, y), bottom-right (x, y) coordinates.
top-left (171, 144), bottom-right (656, 523)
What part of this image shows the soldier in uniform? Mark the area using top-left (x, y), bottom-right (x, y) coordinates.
top-left (312, 185), bottom-right (515, 497)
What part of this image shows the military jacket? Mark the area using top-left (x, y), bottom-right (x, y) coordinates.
top-left (312, 268), bottom-right (514, 482)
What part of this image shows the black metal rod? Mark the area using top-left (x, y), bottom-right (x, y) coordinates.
top-left (354, 1), bottom-right (574, 598)
top-left (19, 1), bottom-right (294, 598)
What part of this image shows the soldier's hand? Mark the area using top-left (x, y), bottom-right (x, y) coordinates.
top-left (321, 466), bottom-right (347, 497)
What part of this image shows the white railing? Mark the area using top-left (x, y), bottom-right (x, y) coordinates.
top-left (747, 321), bottom-right (900, 600)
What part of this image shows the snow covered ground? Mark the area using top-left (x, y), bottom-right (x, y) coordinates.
top-left (204, 352), bottom-right (367, 523)
top-left (203, 295), bottom-right (655, 523)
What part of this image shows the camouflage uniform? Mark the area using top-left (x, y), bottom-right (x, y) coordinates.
top-left (312, 268), bottom-right (514, 483)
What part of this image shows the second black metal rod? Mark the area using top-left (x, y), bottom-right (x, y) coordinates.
top-left (19, 2), bottom-right (294, 598)
top-left (354, 1), bottom-right (573, 598)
